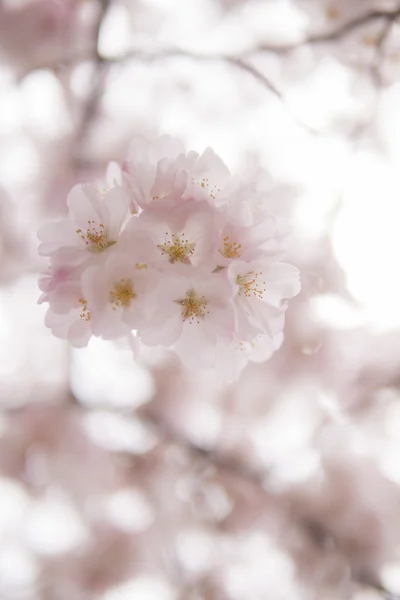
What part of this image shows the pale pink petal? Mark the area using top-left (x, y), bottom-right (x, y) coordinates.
top-left (245, 296), bottom-right (285, 336)
top-left (37, 220), bottom-right (78, 255)
top-left (66, 184), bottom-right (100, 225)
top-left (68, 319), bottom-right (92, 348)
top-left (215, 338), bottom-right (248, 383)
top-left (174, 323), bottom-right (216, 370)
top-left (100, 187), bottom-right (130, 238)
top-left (264, 262), bottom-right (301, 299)
top-left (139, 309), bottom-right (182, 347)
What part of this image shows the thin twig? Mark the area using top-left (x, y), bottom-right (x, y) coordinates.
top-left (73, 0), bottom-right (111, 154)
top-left (106, 48), bottom-right (319, 134)
top-left (254, 7), bottom-right (400, 54)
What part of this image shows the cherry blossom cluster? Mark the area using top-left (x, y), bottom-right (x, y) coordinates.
top-left (38, 136), bottom-right (300, 381)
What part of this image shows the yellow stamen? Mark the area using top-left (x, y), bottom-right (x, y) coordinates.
top-left (110, 279), bottom-right (136, 310)
top-left (76, 220), bottom-right (116, 252)
top-left (78, 297), bottom-right (91, 321)
top-left (158, 233), bottom-right (195, 264)
top-left (325, 5), bottom-right (340, 20)
top-left (219, 236), bottom-right (242, 259)
top-left (237, 271), bottom-right (266, 299)
top-left (192, 177), bottom-right (220, 200)
top-left (175, 289), bottom-right (209, 323)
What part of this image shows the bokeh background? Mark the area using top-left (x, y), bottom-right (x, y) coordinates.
top-left (2, 0), bottom-right (400, 598)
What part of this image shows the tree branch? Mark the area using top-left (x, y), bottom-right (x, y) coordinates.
top-left (253, 7), bottom-right (400, 54)
top-left (73, 0), bottom-right (111, 157)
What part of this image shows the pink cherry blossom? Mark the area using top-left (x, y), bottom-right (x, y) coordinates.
top-left (45, 304), bottom-right (93, 348)
top-left (44, 277), bottom-right (93, 348)
top-left (80, 245), bottom-right (158, 341)
top-left (38, 135), bottom-right (300, 379)
top-left (38, 183), bottom-right (131, 265)
top-left (122, 135), bottom-right (231, 211)
top-left (126, 200), bottom-right (216, 270)
top-left (38, 265), bottom-right (82, 311)
top-left (121, 135), bottom-right (188, 210)
top-left (228, 259), bottom-right (300, 340)
top-left (139, 268), bottom-right (235, 369)
top-left (214, 331), bottom-right (284, 382)
top-left (212, 212), bottom-right (284, 270)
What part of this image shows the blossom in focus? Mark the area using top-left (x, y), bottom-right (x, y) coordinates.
top-left (126, 200), bottom-right (216, 270)
top-left (139, 267), bottom-right (236, 369)
top-left (38, 184), bottom-right (131, 265)
top-left (81, 246), bottom-right (158, 340)
top-left (122, 135), bottom-right (230, 210)
top-left (215, 331), bottom-right (284, 383)
top-left (38, 135), bottom-right (300, 380)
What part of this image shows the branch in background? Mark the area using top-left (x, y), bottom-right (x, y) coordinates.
top-left (106, 48), bottom-right (319, 135)
top-left (138, 408), bottom-right (400, 600)
top-left (254, 7), bottom-right (400, 54)
top-left (308, 8), bottom-right (400, 45)
top-left (73, 0), bottom-right (111, 161)
top-left (19, 6), bottom-right (400, 140)
top-left (140, 408), bottom-right (268, 490)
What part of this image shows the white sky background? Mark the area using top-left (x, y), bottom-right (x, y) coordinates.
top-left (1, 0), bottom-right (400, 599)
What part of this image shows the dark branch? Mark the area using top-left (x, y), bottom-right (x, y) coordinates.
top-left (73, 0), bottom-right (111, 156)
top-left (254, 7), bottom-right (400, 54)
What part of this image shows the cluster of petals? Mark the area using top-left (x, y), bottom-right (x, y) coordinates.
top-left (38, 135), bottom-right (300, 381)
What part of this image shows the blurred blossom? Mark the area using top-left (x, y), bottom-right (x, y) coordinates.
top-left (100, 575), bottom-right (177, 600)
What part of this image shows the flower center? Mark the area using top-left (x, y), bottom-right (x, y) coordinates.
top-left (158, 233), bottom-right (195, 264)
top-left (237, 337), bottom-right (257, 352)
top-left (237, 271), bottom-right (266, 298)
top-left (78, 298), bottom-right (91, 321)
top-left (192, 177), bottom-right (220, 200)
top-left (76, 221), bottom-right (116, 252)
top-left (325, 5), bottom-right (340, 20)
top-left (110, 279), bottom-right (136, 309)
top-left (175, 289), bottom-right (209, 323)
top-left (219, 236), bottom-right (242, 259)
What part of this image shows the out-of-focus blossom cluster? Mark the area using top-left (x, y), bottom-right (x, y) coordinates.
top-left (38, 136), bottom-right (300, 380)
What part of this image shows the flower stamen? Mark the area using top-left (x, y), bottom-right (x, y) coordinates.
top-left (110, 278), bottom-right (136, 310)
top-left (192, 177), bottom-right (220, 200)
top-left (76, 221), bottom-right (116, 252)
top-left (175, 289), bottom-right (209, 323)
top-left (219, 236), bottom-right (242, 259)
top-left (158, 233), bottom-right (195, 264)
top-left (237, 272), bottom-right (266, 298)
top-left (78, 297), bottom-right (91, 321)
